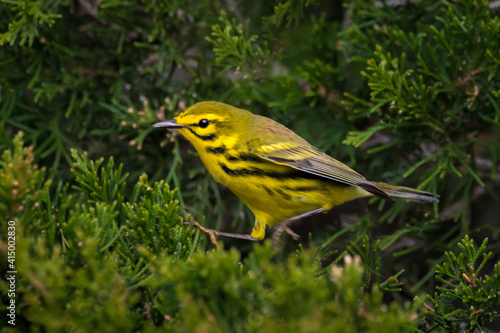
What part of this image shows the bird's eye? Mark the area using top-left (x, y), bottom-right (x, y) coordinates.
top-left (198, 119), bottom-right (209, 128)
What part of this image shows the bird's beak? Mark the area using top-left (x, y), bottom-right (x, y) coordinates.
top-left (153, 119), bottom-right (185, 129)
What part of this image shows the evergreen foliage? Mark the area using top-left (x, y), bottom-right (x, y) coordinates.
top-left (1, 0), bottom-right (499, 331)
top-left (419, 236), bottom-right (500, 332)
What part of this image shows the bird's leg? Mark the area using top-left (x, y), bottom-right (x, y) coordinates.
top-left (272, 208), bottom-right (325, 250)
top-left (185, 215), bottom-right (259, 245)
top-left (214, 230), bottom-right (260, 241)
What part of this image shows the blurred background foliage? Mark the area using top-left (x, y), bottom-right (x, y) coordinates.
top-left (1, 0), bottom-right (499, 331)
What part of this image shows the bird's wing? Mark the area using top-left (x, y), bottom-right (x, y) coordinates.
top-left (247, 138), bottom-right (390, 199)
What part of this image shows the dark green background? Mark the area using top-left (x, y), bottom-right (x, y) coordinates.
top-left (1, 0), bottom-right (499, 331)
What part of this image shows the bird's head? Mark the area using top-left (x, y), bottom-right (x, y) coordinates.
top-left (154, 101), bottom-right (254, 151)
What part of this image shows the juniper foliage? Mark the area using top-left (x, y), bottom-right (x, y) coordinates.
top-left (1, 0), bottom-right (499, 331)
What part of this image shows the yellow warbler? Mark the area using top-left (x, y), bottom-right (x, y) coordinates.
top-left (154, 101), bottom-right (438, 242)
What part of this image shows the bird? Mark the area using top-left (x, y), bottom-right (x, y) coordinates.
top-left (154, 101), bottom-right (438, 244)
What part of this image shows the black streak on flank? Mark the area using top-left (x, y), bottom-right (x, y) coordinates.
top-left (275, 189), bottom-right (292, 201)
top-left (263, 186), bottom-right (274, 196)
top-left (219, 163), bottom-right (357, 185)
top-left (286, 186), bottom-right (318, 192)
top-left (220, 163), bottom-right (280, 178)
top-left (225, 153), bottom-right (258, 162)
top-left (206, 146), bottom-right (226, 154)
top-left (186, 128), bottom-right (216, 141)
top-left (219, 163), bottom-right (318, 180)
top-left (238, 153), bottom-right (257, 161)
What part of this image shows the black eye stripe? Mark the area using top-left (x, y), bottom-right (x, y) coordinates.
top-left (186, 119), bottom-right (218, 128)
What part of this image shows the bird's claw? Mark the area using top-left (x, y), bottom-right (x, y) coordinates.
top-left (185, 215), bottom-right (219, 245)
top-left (285, 227), bottom-right (301, 241)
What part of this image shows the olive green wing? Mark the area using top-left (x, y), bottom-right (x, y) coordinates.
top-left (247, 138), bottom-right (390, 199)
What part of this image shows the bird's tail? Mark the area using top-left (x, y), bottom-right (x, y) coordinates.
top-left (371, 182), bottom-right (439, 204)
